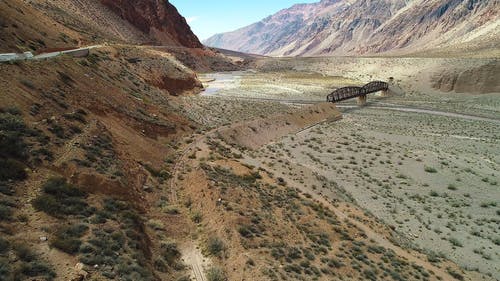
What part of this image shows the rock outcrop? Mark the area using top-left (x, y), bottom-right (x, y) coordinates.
top-left (100, 0), bottom-right (203, 48)
top-left (204, 0), bottom-right (500, 57)
top-left (432, 61), bottom-right (500, 93)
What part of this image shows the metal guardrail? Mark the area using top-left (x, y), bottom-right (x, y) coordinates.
top-left (0, 46), bottom-right (98, 63)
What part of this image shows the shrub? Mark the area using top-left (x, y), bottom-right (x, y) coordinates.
top-left (191, 211), bottom-right (202, 224)
top-left (32, 178), bottom-right (93, 217)
top-left (447, 267), bottom-right (464, 281)
top-left (0, 158), bottom-right (27, 181)
top-left (0, 183), bottom-right (14, 196)
top-left (160, 242), bottom-right (180, 265)
top-left (20, 261), bottom-right (56, 279)
top-left (238, 225), bottom-right (253, 238)
top-left (0, 198), bottom-right (16, 220)
top-left (287, 247), bottom-right (302, 260)
top-left (0, 237), bottom-right (9, 254)
top-left (448, 238), bottom-right (463, 247)
top-left (0, 257), bottom-right (10, 278)
top-left (424, 166), bottom-right (437, 173)
top-left (0, 111), bottom-right (31, 182)
top-left (206, 267), bottom-right (227, 281)
top-left (51, 224), bottom-right (88, 254)
top-left (206, 237), bottom-right (225, 257)
top-left (13, 243), bottom-right (36, 262)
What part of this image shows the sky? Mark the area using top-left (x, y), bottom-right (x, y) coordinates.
top-left (170, 0), bottom-right (319, 41)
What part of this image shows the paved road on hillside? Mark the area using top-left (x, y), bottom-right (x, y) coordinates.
top-left (0, 45), bottom-right (102, 62)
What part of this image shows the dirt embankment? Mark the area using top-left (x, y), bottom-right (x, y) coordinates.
top-left (219, 102), bottom-right (342, 149)
top-left (432, 61), bottom-right (500, 93)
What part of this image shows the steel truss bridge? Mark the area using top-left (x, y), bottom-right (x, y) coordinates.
top-left (327, 81), bottom-right (389, 103)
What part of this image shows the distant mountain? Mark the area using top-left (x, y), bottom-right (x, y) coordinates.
top-left (204, 0), bottom-right (500, 56)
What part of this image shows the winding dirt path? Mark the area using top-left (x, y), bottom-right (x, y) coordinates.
top-left (169, 129), bottom-right (218, 281)
top-left (169, 129), bottom-right (218, 204)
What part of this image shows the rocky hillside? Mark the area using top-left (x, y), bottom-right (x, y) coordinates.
top-left (0, 2), bottom-right (236, 280)
top-left (204, 0), bottom-right (500, 57)
top-left (100, 0), bottom-right (203, 47)
top-left (3, 0), bottom-right (202, 51)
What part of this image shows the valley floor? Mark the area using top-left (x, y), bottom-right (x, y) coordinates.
top-left (180, 67), bottom-right (499, 280)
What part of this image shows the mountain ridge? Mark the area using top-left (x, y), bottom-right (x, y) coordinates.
top-left (204, 0), bottom-right (500, 57)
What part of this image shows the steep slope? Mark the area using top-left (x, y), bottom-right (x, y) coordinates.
top-left (0, 44), bottom-right (205, 280)
top-left (4, 0), bottom-right (202, 52)
top-left (0, 0), bottom-right (84, 52)
top-left (204, 0), bottom-right (500, 57)
top-left (0, 2), bottom-right (230, 280)
top-left (99, 0), bottom-right (203, 47)
top-left (1, 0), bottom-right (239, 71)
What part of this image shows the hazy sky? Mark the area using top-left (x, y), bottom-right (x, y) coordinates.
top-left (170, 0), bottom-right (319, 40)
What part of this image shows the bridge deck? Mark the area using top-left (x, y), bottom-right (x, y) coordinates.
top-left (327, 81), bottom-right (388, 103)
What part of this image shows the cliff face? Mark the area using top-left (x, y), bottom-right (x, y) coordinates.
top-left (100, 0), bottom-right (203, 48)
top-left (204, 0), bottom-right (500, 57)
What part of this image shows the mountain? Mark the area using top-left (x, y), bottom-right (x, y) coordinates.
top-left (0, 0), bottom-right (240, 280)
top-left (100, 0), bottom-right (203, 47)
top-left (0, 0), bottom-right (239, 71)
top-left (204, 0), bottom-right (500, 56)
top-left (6, 0), bottom-right (202, 50)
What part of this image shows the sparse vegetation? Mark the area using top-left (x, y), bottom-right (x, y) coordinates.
top-left (0, 239), bottom-right (55, 280)
top-left (0, 109), bottom-right (30, 182)
top-left (424, 166), bottom-right (438, 173)
top-left (205, 236), bottom-right (226, 257)
top-left (32, 177), bottom-right (94, 218)
top-left (206, 267), bottom-right (227, 281)
top-left (51, 224), bottom-right (88, 254)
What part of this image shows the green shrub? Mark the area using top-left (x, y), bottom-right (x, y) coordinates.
top-left (287, 247), bottom-right (302, 260)
top-left (191, 211), bottom-right (202, 224)
top-left (446, 267), bottom-right (464, 280)
top-left (160, 242), bottom-right (180, 265)
top-left (0, 111), bottom-right (31, 182)
top-left (206, 267), bottom-right (227, 281)
top-left (284, 264), bottom-right (302, 274)
top-left (0, 237), bottom-right (10, 254)
top-left (51, 224), bottom-right (88, 254)
top-left (0, 199), bottom-right (16, 221)
top-left (449, 238), bottom-right (463, 247)
top-left (0, 112), bottom-right (29, 159)
top-left (429, 191), bottom-right (439, 197)
top-left (32, 178), bottom-right (93, 218)
top-left (0, 183), bottom-right (14, 196)
top-left (238, 225), bottom-right (253, 238)
top-left (0, 158), bottom-right (27, 181)
top-left (13, 243), bottom-right (36, 262)
top-left (0, 257), bottom-right (10, 278)
top-left (20, 261), bottom-right (56, 279)
top-left (424, 166), bottom-right (437, 173)
top-left (206, 237), bottom-right (225, 257)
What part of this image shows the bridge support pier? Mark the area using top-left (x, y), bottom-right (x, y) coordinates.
top-left (357, 94), bottom-right (367, 106)
top-left (380, 89), bottom-right (389, 97)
